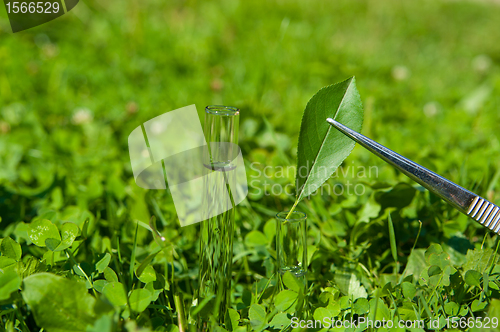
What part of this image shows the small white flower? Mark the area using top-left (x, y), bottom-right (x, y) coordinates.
top-left (72, 108), bottom-right (93, 125)
top-left (150, 121), bottom-right (164, 134)
top-left (0, 121), bottom-right (10, 134)
top-left (392, 65), bottom-right (410, 81)
top-left (472, 54), bottom-right (492, 74)
top-left (423, 102), bottom-right (439, 117)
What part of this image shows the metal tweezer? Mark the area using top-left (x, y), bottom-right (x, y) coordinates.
top-left (326, 118), bottom-right (500, 235)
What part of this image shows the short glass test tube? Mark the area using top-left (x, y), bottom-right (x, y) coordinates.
top-left (196, 106), bottom-right (240, 330)
top-left (276, 211), bottom-right (307, 315)
top-left (276, 211), bottom-right (307, 277)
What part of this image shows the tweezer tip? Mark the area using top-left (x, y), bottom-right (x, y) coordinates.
top-left (326, 118), bottom-right (335, 124)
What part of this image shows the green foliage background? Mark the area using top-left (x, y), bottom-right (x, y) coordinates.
top-left (1, 0), bottom-right (500, 331)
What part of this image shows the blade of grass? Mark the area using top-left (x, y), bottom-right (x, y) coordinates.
top-left (388, 213), bottom-right (398, 277)
top-left (488, 237), bottom-right (500, 274)
top-left (65, 249), bottom-right (97, 297)
top-left (257, 274), bottom-right (275, 303)
top-left (191, 295), bottom-right (215, 316)
top-left (419, 292), bottom-right (434, 321)
top-left (174, 292), bottom-right (187, 332)
top-left (150, 197), bottom-right (169, 227)
top-left (399, 220), bottom-right (422, 284)
top-left (129, 223), bottom-right (139, 289)
top-left (481, 272), bottom-right (489, 302)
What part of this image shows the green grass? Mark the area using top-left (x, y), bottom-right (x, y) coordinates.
top-left (1, 0), bottom-right (500, 331)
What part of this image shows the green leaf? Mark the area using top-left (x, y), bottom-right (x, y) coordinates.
top-left (214, 327), bottom-right (228, 332)
top-left (444, 302), bottom-right (460, 315)
top-left (282, 271), bottom-right (302, 293)
top-left (137, 265), bottom-right (156, 283)
top-left (368, 298), bottom-right (391, 321)
top-left (13, 222), bottom-right (30, 243)
top-left (87, 315), bottom-right (113, 332)
top-left (79, 219), bottom-right (89, 240)
top-left (93, 280), bottom-right (108, 293)
top-left (465, 270), bottom-right (482, 287)
top-left (428, 265), bottom-right (442, 277)
top-left (45, 238), bottom-right (62, 251)
top-left (0, 270), bottom-right (21, 300)
top-left (327, 301), bottom-right (341, 317)
top-left (375, 183), bottom-right (416, 209)
top-left (488, 299), bottom-right (500, 319)
top-left (401, 282), bottom-right (416, 299)
top-left (275, 290), bottom-right (298, 312)
top-left (249, 303), bottom-right (267, 329)
top-left (145, 281), bottom-right (162, 301)
top-left (403, 249), bottom-right (426, 281)
top-left (471, 299), bottom-right (487, 312)
top-left (358, 196), bottom-right (381, 222)
top-left (104, 267), bottom-right (119, 282)
top-left (129, 224), bottom-right (139, 284)
top-left (388, 214), bottom-right (398, 263)
top-left (334, 272), bottom-right (368, 300)
top-left (165, 325), bottom-right (179, 332)
top-left (135, 251), bottom-right (159, 281)
top-left (319, 291), bottom-right (335, 306)
top-left (96, 253), bottom-right (111, 274)
top-left (398, 301), bottom-right (418, 321)
top-left (28, 219), bottom-right (61, 248)
top-left (56, 222), bottom-right (79, 251)
top-left (426, 242), bottom-right (443, 254)
top-left (22, 273), bottom-right (96, 332)
top-left (244, 230), bottom-right (268, 247)
top-left (463, 248), bottom-right (498, 273)
top-left (269, 313), bottom-right (290, 329)
top-left (129, 288), bottom-right (152, 312)
top-left (1, 237), bottom-right (22, 261)
top-left (102, 282), bottom-right (127, 307)
top-left (353, 298), bottom-right (370, 315)
top-left (339, 295), bottom-right (351, 310)
top-left (0, 256), bottom-right (17, 272)
top-left (225, 308), bottom-right (240, 332)
top-left (18, 256), bottom-right (46, 279)
top-left (263, 219), bottom-right (276, 241)
top-left (0, 256), bottom-right (18, 272)
top-left (313, 307), bottom-right (333, 321)
top-left (295, 77), bottom-right (364, 202)
top-left (425, 244), bottom-right (452, 270)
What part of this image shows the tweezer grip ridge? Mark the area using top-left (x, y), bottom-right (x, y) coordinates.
top-left (467, 196), bottom-right (500, 234)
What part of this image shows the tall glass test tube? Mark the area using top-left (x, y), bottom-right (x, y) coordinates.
top-left (275, 211), bottom-right (307, 316)
top-left (196, 105), bottom-right (239, 330)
